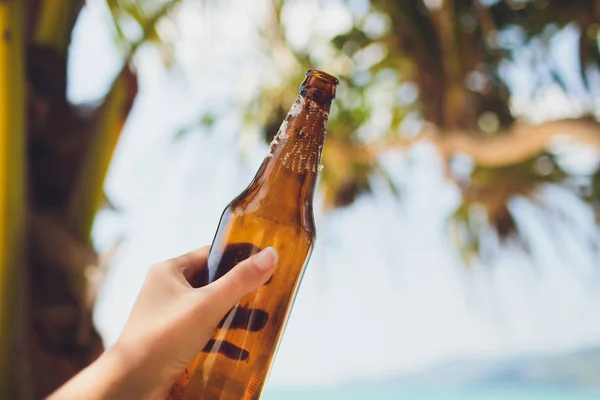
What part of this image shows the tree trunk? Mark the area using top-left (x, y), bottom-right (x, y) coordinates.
top-left (0, 1), bottom-right (140, 398)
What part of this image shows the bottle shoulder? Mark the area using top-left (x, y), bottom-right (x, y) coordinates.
top-left (224, 197), bottom-right (316, 239)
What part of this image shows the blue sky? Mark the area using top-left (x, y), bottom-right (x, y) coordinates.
top-left (69, 0), bottom-right (600, 389)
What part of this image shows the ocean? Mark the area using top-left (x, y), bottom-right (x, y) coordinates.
top-left (262, 385), bottom-right (600, 399)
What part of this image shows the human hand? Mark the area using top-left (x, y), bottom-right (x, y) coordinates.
top-left (48, 245), bottom-right (278, 400)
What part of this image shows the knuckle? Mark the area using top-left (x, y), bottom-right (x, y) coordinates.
top-left (147, 262), bottom-right (166, 278)
top-left (245, 256), bottom-right (261, 274)
top-left (233, 258), bottom-right (264, 289)
top-left (229, 268), bottom-right (249, 294)
top-left (202, 258), bottom-right (263, 304)
top-left (172, 253), bottom-right (191, 267)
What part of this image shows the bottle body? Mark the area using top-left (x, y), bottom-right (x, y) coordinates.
top-left (171, 205), bottom-right (313, 400)
top-left (166, 70), bottom-right (338, 400)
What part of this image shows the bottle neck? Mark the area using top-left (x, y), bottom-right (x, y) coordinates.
top-left (267, 93), bottom-right (330, 173)
top-left (245, 93), bottom-right (330, 223)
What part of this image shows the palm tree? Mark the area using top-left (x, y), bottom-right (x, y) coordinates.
top-left (244, 0), bottom-right (600, 262)
top-left (2, 0), bottom-right (600, 398)
top-left (0, 0), bottom-right (177, 398)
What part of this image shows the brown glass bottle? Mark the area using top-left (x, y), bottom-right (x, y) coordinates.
top-left (166, 70), bottom-right (338, 400)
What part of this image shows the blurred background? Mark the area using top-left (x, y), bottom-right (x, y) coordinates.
top-left (2, 0), bottom-right (600, 399)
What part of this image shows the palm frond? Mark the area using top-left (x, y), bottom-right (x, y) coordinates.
top-left (67, 65), bottom-right (138, 241)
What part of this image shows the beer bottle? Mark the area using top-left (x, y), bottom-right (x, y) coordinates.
top-left (167, 70), bottom-right (339, 400)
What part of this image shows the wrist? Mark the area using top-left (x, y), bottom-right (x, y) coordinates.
top-left (48, 344), bottom-right (153, 400)
top-left (101, 341), bottom-right (164, 399)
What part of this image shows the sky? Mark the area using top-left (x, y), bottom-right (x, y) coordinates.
top-left (68, 0), bottom-right (600, 389)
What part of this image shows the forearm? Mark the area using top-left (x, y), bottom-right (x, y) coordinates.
top-left (47, 345), bottom-right (161, 400)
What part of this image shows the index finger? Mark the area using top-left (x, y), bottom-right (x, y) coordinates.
top-left (164, 245), bottom-right (210, 288)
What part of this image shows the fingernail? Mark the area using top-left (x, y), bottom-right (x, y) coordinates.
top-left (253, 247), bottom-right (278, 272)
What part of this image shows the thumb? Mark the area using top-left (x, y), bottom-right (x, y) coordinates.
top-left (203, 247), bottom-right (279, 316)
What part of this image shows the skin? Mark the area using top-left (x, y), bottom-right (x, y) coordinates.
top-left (48, 245), bottom-right (279, 400)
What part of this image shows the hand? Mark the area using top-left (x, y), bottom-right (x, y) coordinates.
top-left (48, 245), bottom-right (279, 400)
